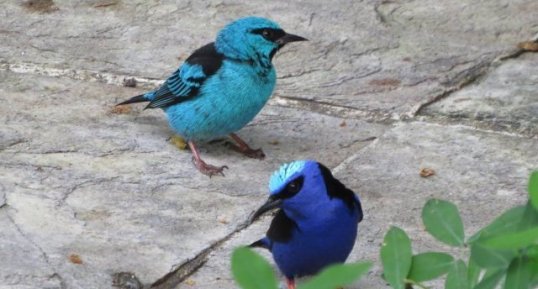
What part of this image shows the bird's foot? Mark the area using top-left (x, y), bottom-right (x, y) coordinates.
top-left (228, 133), bottom-right (265, 160)
top-left (230, 145), bottom-right (266, 159)
top-left (169, 135), bottom-right (188, 150)
top-left (191, 157), bottom-right (228, 177)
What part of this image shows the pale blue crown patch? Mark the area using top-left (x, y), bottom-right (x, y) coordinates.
top-left (269, 160), bottom-right (307, 194)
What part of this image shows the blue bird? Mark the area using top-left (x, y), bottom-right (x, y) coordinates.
top-left (117, 17), bottom-right (307, 176)
top-left (249, 160), bottom-right (363, 289)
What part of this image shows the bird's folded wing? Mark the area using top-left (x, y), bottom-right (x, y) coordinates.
top-left (146, 42), bottom-right (224, 109)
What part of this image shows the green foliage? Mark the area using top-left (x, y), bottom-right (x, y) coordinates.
top-left (408, 252), bottom-right (454, 282)
top-left (504, 256), bottom-right (531, 289)
top-left (380, 226), bottom-right (412, 289)
top-left (481, 227), bottom-right (538, 250)
top-left (299, 262), bottom-right (372, 289)
top-left (232, 247), bottom-right (278, 289)
top-left (445, 260), bottom-right (469, 289)
top-left (231, 247), bottom-right (371, 289)
top-left (422, 199), bottom-right (465, 247)
top-left (380, 171), bottom-right (538, 289)
top-left (530, 171), bottom-right (538, 210)
top-left (473, 269), bottom-right (504, 289)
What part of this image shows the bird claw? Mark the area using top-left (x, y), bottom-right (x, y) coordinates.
top-left (227, 143), bottom-right (266, 159)
top-left (239, 147), bottom-right (266, 160)
top-left (191, 157), bottom-right (228, 177)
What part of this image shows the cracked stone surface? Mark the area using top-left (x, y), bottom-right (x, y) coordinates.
top-left (422, 53), bottom-right (538, 137)
top-left (176, 122), bottom-right (538, 289)
top-left (0, 210), bottom-right (63, 289)
top-left (1, 1), bottom-right (537, 289)
top-left (0, 70), bottom-right (386, 289)
top-left (2, 0), bottom-right (537, 119)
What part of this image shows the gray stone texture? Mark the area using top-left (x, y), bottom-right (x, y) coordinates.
top-left (422, 53), bottom-right (538, 136)
top-left (0, 0), bottom-right (537, 289)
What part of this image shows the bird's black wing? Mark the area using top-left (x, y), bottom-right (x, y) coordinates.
top-left (145, 42), bottom-right (224, 109)
top-left (248, 209), bottom-right (298, 252)
top-left (318, 163), bottom-right (364, 223)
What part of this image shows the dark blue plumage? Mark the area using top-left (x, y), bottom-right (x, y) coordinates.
top-left (117, 17), bottom-right (307, 176)
top-left (249, 160), bottom-right (363, 289)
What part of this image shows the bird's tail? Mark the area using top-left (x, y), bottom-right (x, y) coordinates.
top-left (116, 94), bottom-right (149, 106)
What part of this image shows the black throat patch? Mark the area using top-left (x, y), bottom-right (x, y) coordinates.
top-left (266, 209), bottom-right (299, 244)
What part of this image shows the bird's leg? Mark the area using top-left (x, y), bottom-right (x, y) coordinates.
top-left (285, 278), bottom-right (296, 289)
top-left (188, 141), bottom-right (228, 177)
top-left (228, 133), bottom-right (265, 159)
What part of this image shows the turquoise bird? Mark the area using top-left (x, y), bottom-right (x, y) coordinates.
top-left (117, 17), bottom-right (307, 176)
top-left (249, 160), bottom-right (363, 289)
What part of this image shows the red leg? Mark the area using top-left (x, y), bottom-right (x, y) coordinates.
top-left (286, 278), bottom-right (296, 289)
top-left (229, 133), bottom-right (265, 159)
top-left (188, 141), bottom-right (228, 177)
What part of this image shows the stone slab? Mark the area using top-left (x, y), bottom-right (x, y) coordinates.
top-left (421, 53), bottom-right (538, 137)
top-left (176, 122), bottom-right (537, 289)
top-left (2, 1), bottom-right (537, 119)
top-left (0, 70), bottom-right (387, 289)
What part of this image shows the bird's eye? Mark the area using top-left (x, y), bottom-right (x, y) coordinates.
top-left (252, 28), bottom-right (285, 42)
top-left (286, 178), bottom-right (303, 194)
top-left (262, 29), bottom-right (272, 39)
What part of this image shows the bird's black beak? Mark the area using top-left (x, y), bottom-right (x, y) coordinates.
top-left (249, 196), bottom-right (283, 224)
top-left (276, 32), bottom-right (308, 47)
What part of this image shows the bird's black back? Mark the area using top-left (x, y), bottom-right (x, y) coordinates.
top-left (317, 163), bottom-right (363, 222)
top-left (186, 42), bottom-right (224, 77)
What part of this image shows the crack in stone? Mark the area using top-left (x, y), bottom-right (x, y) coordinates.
top-left (270, 96), bottom-right (394, 123)
top-left (148, 217), bottom-right (251, 289)
top-left (6, 212), bottom-right (49, 263)
top-left (48, 273), bottom-right (67, 289)
top-left (58, 179), bottom-right (96, 206)
top-left (338, 136), bottom-right (378, 149)
top-left (410, 60), bottom-right (492, 118)
top-left (0, 61), bottom-right (162, 90)
top-left (0, 138), bottom-right (27, 152)
top-left (4, 210), bottom-right (66, 289)
top-left (412, 34), bottom-right (538, 118)
top-left (417, 115), bottom-right (537, 139)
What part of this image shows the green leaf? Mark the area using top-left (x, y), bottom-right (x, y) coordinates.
top-left (504, 256), bottom-right (530, 289)
top-left (529, 257), bottom-right (538, 287)
top-left (518, 201), bottom-right (538, 230)
top-left (468, 206), bottom-right (526, 243)
top-left (380, 226), bottom-right (412, 289)
top-left (231, 247), bottom-right (278, 289)
top-left (529, 171), bottom-right (538, 210)
top-left (422, 199), bottom-right (465, 246)
top-left (473, 268), bottom-right (505, 289)
top-left (481, 227), bottom-right (538, 250)
top-left (467, 258), bottom-right (481, 288)
top-left (298, 262), bottom-right (372, 289)
top-left (407, 252), bottom-right (454, 282)
top-left (445, 260), bottom-right (469, 289)
top-left (470, 243), bottom-right (515, 268)
top-left (528, 244), bottom-right (538, 259)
